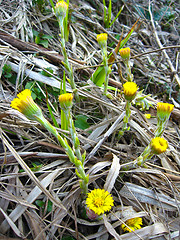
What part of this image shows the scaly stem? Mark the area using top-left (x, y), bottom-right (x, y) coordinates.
top-left (66, 109), bottom-right (83, 162)
top-left (118, 100), bottom-right (131, 137)
top-left (125, 60), bottom-right (133, 82)
top-left (36, 115), bottom-right (88, 195)
top-left (59, 18), bottom-right (80, 102)
top-left (101, 46), bottom-right (110, 95)
top-left (155, 119), bottom-right (167, 137)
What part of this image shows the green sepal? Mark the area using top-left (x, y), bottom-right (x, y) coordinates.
top-left (74, 157), bottom-right (82, 167)
top-left (75, 169), bottom-right (82, 179)
top-left (82, 150), bottom-right (86, 164)
top-left (84, 174), bottom-right (89, 184)
top-left (134, 90), bottom-right (154, 111)
top-left (79, 180), bottom-right (83, 189)
top-left (74, 136), bottom-right (80, 148)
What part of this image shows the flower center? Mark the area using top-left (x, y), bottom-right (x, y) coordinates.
top-left (94, 197), bottom-right (104, 207)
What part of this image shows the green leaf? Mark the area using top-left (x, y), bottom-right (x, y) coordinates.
top-left (35, 200), bottom-right (45, 208)
top-left (91, 66), bottom-right (106, 86)
top-left (46, 94), bottom-right (59, 128)
top-left (75, 115), bottom-right (90, 130)
top-left (39, 39), bottom-right (49, 48)
top-left (41, 34), bottom-right (53, 40)
top-left (47, 200), bottom-right (53, 212)
top-left (41, 67), bottom-right (54, 77)
top-left (62, 236), bottom-right (75, 240)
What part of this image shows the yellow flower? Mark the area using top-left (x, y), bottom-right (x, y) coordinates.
top-left (144, 113), bottom-right (151, 119)
top-left (55, 0), bottom-right (68, 18)
top-left (59, 93), bottom-right (73, 110)
top-left (86, 189), bottom-right (114, 215)
top-left (10, 89), bottom-right (43, 121)
top-left (121, 217), bottom-right (143, 232)
top-left (119, 47), bottom-right (130, 59)
top-left (123, 82), bottom-right (138, 101)
top-left (97, 33), bottom-right (108, 49)
top-left (157, 102), bottom-right (174, 121)
top-left (150, 137), bottom-right (168, 154)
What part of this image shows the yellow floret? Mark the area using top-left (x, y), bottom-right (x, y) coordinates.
top-left (150, 137), bottom-right (168, 154)
top-left (123, 82), bottom-right (138, 101)
top-left (86, 189), bottom-right (114, 215)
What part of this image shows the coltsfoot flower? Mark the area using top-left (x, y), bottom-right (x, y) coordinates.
top-left (59, 93), bottom-right (73, 111)
top-left (97, 33), bottom-right (108, 49)
top-left (10, 89), bottom-right (43, 121)
top-left (123, 82), bottom-right (138, 101)
top-left (86, 189), bottom-right (114, 216)
top-left (119, 47), bottom-right (131, 60)
top-left (157, 102), bottom-right (174, 121)
top-left (144, 113), bottom-right (151, 119)
top-left (150, 137), bottom-right (168, 154)
top-left (121, 217), bottom-right (143, 232)
top-left (55, 0), bottom-right (68, 18)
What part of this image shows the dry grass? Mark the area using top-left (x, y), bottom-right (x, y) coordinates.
top-left (0, 0), bottom-right (180, 239)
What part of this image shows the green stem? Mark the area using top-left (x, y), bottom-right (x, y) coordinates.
top-left (58, 19), bottom-right (80, 102)
top-left (67, 109), bottom-right (82, 162)
top-left (36, 116), bottom-right (75, 163)
top-left (155, 119), bottom-right (167, 137)
top-left (125, 60), bottom-right (133, 82)
top-left (118, 100), bottom-right (131, 137)
top-left (36, 115), bottom-right (88, 195)
top-left (121, 144), bottom-right (154, 170)
top-left (101, 47), bottom-right (110, 95)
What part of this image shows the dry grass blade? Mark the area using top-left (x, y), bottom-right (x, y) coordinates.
top-left (104, 154), bottom-right (120, 193)
top-left (24, 210), bottom-right (47, 240)
top-left (120, 182), bottom-right (180, 211)
top-left (87, 112), bottom-right (125, 161)
top-left (149, 3), bottom-right (180, 86)
top-left (103, 215), bottom-right (122, 240)
top-left (0, 168), bottom-right (62, 234)
top-left (0, 208), bottom-right (24, 238)
top-left (0, 190), bottom-right (38, 209)
top-left (0, 129), bottom-right (65, 211)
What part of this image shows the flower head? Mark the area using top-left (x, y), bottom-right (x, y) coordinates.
top-left (157, 102), bottom-right (174, 122)
top-left (55, 0), bottom-right (68, 19)
top-left (121, 217), bottom-right (143, 232)
top-left (144, 113), bottom-right (151, 119)
top-left (10, 89), bottom-right (43, 121)
top-left (97, 33), bottom-right (108, 49)
top-left (119, 47), bottom-right (130, 60)
top-left (150, 137), bottom-right (168, 154)
top-left (86, 189), bottom-right (114, 216)
top-left (123, 82), bottom-right (138, 101)
top-left (59, 93), bottom-right (73, 111)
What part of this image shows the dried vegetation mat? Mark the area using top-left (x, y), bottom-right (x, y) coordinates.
top-left (0, 0), bottom-right (180, 239)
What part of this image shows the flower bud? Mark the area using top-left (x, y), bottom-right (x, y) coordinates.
top-left (55, 1), bottom-right (68, 19)
top-left (10, 89), bottom-right (43, 121)
top-left (157, 102), bottom-right (174, 122)
top-left (97, 33), bottom-right (108, 49)
top-left (119, 47), bottom-right (130, 60)
top-left (59, 93), bottom-right (73, 111)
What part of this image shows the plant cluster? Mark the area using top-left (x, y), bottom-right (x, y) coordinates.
top-left (0, 0), bottom-right (178, 238)
top-left (8, 1), bottom-right (175, 234)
